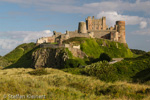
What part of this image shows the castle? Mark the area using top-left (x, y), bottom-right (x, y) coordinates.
top-left (37, 16), bottom-right (126, 44)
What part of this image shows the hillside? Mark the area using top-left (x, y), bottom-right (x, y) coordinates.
top-left (113, 52), bottom-right (150, 82)
top-left (1, 68), bottom-right (150, 100)
top-left (63, 37), bottom-right (133, 58)
top-left (0, 43), bottom-right (37, 68)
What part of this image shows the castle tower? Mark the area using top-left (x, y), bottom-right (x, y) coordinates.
top-left (78, 22), bottom-right (87, 33)
top-left (116, 21), bottom-right (126, 43)
top-left (86, 16), bottom-right (92, 30)
top-left (102, 17), bottom-right (106, 30)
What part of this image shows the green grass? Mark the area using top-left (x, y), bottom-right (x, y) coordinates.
top-left (63, 37), bottom-right (133, 59)
top-left (2, 43), bottom-right (37, 68)
top-left (112, 52), bottom-right (150, 82)
top-left (63, 52), bottom-right (150, 83)
top-left (3, 43), bottom-right (36, 63)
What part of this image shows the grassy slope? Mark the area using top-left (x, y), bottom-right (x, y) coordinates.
top-left (1, 43), bottom-right (37, 68)
top-left (3, 43), bottom-right (36, 63)
top-left (63, 37), bottom-right (133, 58)
top-left (63, 37), bottom-right (133, 68)
top-left (1, 68), bottom-right (150, 100)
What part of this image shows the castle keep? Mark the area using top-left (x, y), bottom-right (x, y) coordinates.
top-left (37, 16), bottom-right (126, 44)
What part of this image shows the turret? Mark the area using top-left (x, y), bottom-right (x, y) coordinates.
top-left (102, 17), bottom-right (106, 30)
top-left (116, 21), bottom-right (126, 43)
top-left (78, 22), bottom-right (87, 33)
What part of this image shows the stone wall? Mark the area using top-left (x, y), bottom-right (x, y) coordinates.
top-left (37, 37), bottom-right (55, 44)
top-left (68, 32), bottom-right (90, 38)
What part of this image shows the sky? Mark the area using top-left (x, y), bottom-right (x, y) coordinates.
top-left (0, 0), bottom-right (150, 56)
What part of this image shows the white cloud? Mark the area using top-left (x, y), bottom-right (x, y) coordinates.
top-left (97, 11), bottom-right (148, 27)
top-left (132, 28), bottom-right (150, 35)
top-left (140, 21), bottom-right (147, 29)
top-left (0, 39), bottom-right (20, 50)
top-left (0, 30), bottom-right (53, 55)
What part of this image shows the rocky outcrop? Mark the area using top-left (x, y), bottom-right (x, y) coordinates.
top-left (32, 48), bottom-right (69, 69)
top-left (68, 48), bottom-right (87, 59)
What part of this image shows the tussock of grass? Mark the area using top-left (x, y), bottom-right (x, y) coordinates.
top-left (0, 68), bottom-right (150, 100)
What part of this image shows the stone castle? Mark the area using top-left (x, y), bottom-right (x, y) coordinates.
top-left (37, 16), bottom-right (126, 44)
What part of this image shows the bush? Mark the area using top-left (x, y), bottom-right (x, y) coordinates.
top-left (28, 68), bottom-right (49, 76)
top-left (99, 53), bottom-right (112, 62)
top-left (64, 59), bottom-right (86, 68)
top-left (84, 61), bottom-right (118, 82)
top-left (130, 49), bottom-right (146, 55)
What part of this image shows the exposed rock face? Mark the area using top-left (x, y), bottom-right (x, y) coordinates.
top-left (32, 48), bottom-right (69, 69)
top-left (68, 48), bottom-right (87, 59)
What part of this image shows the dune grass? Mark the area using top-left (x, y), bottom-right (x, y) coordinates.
top-left (0, 68), bottom-right (150, 100)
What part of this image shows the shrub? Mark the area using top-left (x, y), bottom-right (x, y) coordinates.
top-left (130, 49), bottom-right (146, 55)
top-left (28, 68), bottom-right (49, 76)
top-left (84, 61), bottom-right (118, 82)
top-left (99, 53), bottom-right (112, 62)
top-left (64, 59), bottom-right (86, 68)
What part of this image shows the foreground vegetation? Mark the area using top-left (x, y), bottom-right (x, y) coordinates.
top-left (1, 68), bottom-right (150, 100)
top-left (64, 52), bottom-right (150, 84)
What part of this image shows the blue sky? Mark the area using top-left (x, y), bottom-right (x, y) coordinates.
top-left (0, 0), bottom-right (150, 56)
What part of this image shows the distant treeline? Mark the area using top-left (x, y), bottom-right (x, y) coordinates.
top-left (130, 49), bottom-right (146, 55)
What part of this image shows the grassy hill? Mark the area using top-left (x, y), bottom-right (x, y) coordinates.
top-left (0, 43), bottom-right (37, 68)
top-left (1, 68), bottom-right (150, 100)
top-left (3, 42), bottom-right (36, 63)
top-left (63, 37), bottom-right (133, 59)
top-left (63, 37), bottom-right (133, 68)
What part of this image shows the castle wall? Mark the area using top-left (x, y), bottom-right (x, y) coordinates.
top-left (37, 37), bottom-right (55, 44)
top-left (87, 30), bottom-right (116, 39)
top-left (68, 31), bottom-right (90, 38)
top-left (86, 16), bottom-right (106, 31)
top-left (111, 32), bottom-right (118, 41)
